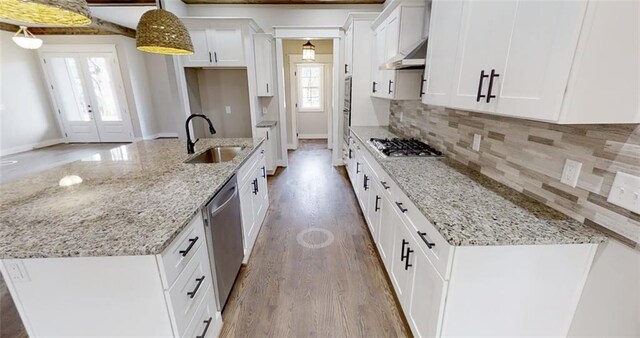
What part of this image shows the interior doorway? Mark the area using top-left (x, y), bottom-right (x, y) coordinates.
top-left (282, 39), bottom-right (333, 150)
top-left (40, 49), bottom-right (134, 143)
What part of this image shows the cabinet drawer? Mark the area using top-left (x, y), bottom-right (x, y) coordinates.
top-left (238, 145), bottom-right (264, 186)
top-left (166, 244), bottom-right (213, 335)
top-left (394, 192), bottom-right (452, 280)
top-left (159, 214), bottom-right (206, 288)
top-left (183, 284), bottom-right (218, 338)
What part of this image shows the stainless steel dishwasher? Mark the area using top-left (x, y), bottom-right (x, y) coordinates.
top-left (203, 174), bottom-right (243, 311)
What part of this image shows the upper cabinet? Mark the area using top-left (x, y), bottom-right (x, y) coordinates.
top-left (370, 0), bottom-right (425, 101)
top-left (183, 22), bottom-right (246, 68)
top-left (423, 0), bottom-right (640, 124)
top-left (254, 34), bottom-right (274, 97)
top-left (344, 24), bottom-right (354, 76)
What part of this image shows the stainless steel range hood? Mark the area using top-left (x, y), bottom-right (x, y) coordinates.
top-left (380, 38), bottom-right (428, 70)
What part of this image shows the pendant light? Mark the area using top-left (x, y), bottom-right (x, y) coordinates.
top-left (136, 1), bottom-right (194, 56)
top-left (302, 40), bottom-right (315, 61)
top-left (12, 26), bottom-right (43, 49)
top-left (0, 0), bottom-right (91, 26)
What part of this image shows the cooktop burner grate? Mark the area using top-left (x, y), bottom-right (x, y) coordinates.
top-left (368, 138), bottom-right (443, 157)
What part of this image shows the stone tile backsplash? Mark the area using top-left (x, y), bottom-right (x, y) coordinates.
top-left (389, 100), bottom-right (640, 248)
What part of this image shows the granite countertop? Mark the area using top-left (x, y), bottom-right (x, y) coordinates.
top-left (350, 126), bottom-right (606, 246)
top-left (256, 120), bottom-right (277, 128)
top-left (0, 138), bottom-right (264, 259)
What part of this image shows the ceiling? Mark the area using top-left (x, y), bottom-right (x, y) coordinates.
top-left (87, 0), bottom-right (156, 5)
top-left (90, 6), bottom-right (155, 28)
top-left (181, 0), bottom-right (384, 4)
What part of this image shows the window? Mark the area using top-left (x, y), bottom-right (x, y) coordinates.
top-left (297, 64), bottom-right (324, 112)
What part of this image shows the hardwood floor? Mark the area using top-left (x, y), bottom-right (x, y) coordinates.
top-left (0, 143), bottom-right (128, 183)
top-left (220, 140), bottom-right (409, 337)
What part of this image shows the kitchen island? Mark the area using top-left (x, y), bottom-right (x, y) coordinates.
top-left (0, 137), bottom-right (268, 337)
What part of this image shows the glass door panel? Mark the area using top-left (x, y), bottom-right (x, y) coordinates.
top-left (86, 56), bottom-right (123, 122)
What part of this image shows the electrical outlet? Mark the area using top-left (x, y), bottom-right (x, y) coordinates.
top-left (225, 106), bottom-right (231, 115)
top-left (262, 107), bottom-right (268, 115)
top-left (607, 172), bottom-right (640, 214)
top-left (4, 261), bottom-right (29, 282)
top-left (472, 134), bottom-right (481, 151)
top-left (560, 159), bottom-right (582, 187)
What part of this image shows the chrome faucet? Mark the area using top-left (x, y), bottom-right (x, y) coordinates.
top-left (185, 114), bottom-right (217, 154)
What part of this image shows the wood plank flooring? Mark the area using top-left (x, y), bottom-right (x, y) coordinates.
top-left (220, 140), bottom-right (409, 337)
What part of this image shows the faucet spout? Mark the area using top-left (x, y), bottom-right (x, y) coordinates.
top-left (185, 114), bottom-right (217, 154)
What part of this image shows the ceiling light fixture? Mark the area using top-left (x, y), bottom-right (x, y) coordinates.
top-left (12, 26), bottom-right (43, 50)
top-left (302, 40), bottom-right (316, 61)
top-left (136, 1), bottom-right (194, 56)
top-left (0, 0), bottom-right (91, 26)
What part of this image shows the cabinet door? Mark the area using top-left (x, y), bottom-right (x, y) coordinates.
top-left (406, 248), bottom-right (447, 338)
top-left (422, 0), bottom-right (464, 106)
top-left (371, 24), bottom-right (387, 97)
top-left (378, 196), bottom-right (398, 269)
top-left (239, 180), bottom-right (255, 255)
top-left (384, 8), bottom-right (401, 61)
top-left (353, 150), bottom-right (364, 202)
top-left (495, 1), bottom-right (586, 121)
top-left (184, 28), bottom-right (213, 67)
top-left (210, 27), bottom-right (245, 67)
top-left (344, 24), bottom-right (353, 76)
top-left (366, 182), bottom-right (383, 242)
top-left (360, 165), bottom-right (372, 223)
top-left (254, 35), bottom-right (274, 97)
top-left (390, 218), bottom-right (415, 304)
top-left (450, 1), bottom-right (517, 112)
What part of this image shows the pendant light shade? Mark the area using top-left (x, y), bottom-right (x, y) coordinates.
top-left (302, 40), bottom-right (315, 61)
top-left (0, 0), bottom-right (91, 26)
top-left (12, 26), bottom-right (43, 49)
top-left (136, 9), bottom-right (194, 56)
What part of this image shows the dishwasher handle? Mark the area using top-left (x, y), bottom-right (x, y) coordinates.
top-left (209, 186), bottom-right (238, 218)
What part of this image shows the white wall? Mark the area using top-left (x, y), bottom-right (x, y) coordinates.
top-left (143, 54), bottom-right (181, 136)
top-left (569, 240), bottom-right (640, 337)
top-left (185, 4), bottom-right (382, 33)
top-left (0, 31), bottom-right (62, 156)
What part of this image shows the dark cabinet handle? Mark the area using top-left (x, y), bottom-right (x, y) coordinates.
top-left (417, 231), bottom-right (435, 249)
top-left (476, 70), bottom-right (488, 102)
top-left (420, 77), bottom-right (426, 97)
top-left (372, 81), bottom-right (377, 93)
top-left (345, 64), bottom-right (348, 74)
top-left (261, 166), bottom-right (266, 178)
top-left (356, 162), bottom-right (361, 174)
top-left (400, 239), bottom-right (408, 262)
top-left (252, 178), bottom-right (258, 195)
top-left (179, 237), bottom-right (199, 257)
top-left (187, 276), bottom-right (205, 298)
top-left (374, 195), bottom-right (381, 212)
top-left (405, 247), bottom-right (414, 270)
top-left (214, 52), bottom-right (218, 63)
top-left (363, 175), bottom-right (369, 191)
top-left (266, 83), bottom-right (269, 93)
top-left (266, 131), bottom-right (269, 140)
top-left (348, 149), bottom-right (353, 159)
top-left (395, 202), bottom-right (408, 213)
top-left (381, 181), bottom-right (390, 190)
top-left (209, 52), bottom-right (212, 63)
top-left (388, 80), bottom-right (393, 94)
top-left (486, 69), bottom-right (499, 103)
top-left (196, 317), bottom-right (213, 338)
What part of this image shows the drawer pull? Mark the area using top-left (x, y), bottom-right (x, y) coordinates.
top-left (395, 202), bottom-right (408, 213)
top-left (405, 247), bottom-right (414, 271)
top-left (476, 70), bottom-right (488, 102)
top-left (356, 162), bottom-right (361, 174)
top-left (187, 276), bottom-right (206, 299)
top-left (418, 231), bottom-right (436, 249)
top-left (400, 239), bottom-right (408, 262)
top-left (374, 195), bottom-right (381, 212)
top-left (261, 166), bottom-right (266, 178)
top-left (196, 317), bottom-right (213, 338)
top-left (179, 237), bottom-right (199, 257)
top-left (381, 181), bottom-right (390, 190)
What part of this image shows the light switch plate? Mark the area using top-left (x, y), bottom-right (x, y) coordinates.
top-left (4, 261), bottom-right (29, 282)
top-left (225, 106), bottom-right (231, 114)
top-left (607, 172), bottom-right (640, 214)
top-left (472, 134), bottom-right (481, 151)
top-left (561, 159), bottom-right (582, 187)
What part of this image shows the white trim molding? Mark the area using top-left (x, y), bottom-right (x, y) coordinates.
top-left (0, 138), bottom-right (66, 157)
top-left (298, 133), bottom-right (328, 139)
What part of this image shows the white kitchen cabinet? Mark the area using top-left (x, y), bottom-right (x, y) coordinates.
top-left (344, 24), bottom-right (354, 76)
top-left (371, 24), bottom-right (387, 97)
top-left (384, 8), bottom-right (401, 61)
top-left (183, 24), bottom-right (246, 68)
top-left (421, 0), bottom-right (464, 106)
top-left (253, 34), bottom-right (274, 97)
top-left (238, 145), bottom-right (269, 263)
top-left (427, 0), bottom-right (635, 124)
top-left (389, 215), bottom-right (415, 307)
top-left (366, 180), bottom-right (383, 241)
top-left (377, 194), bottom-right (398, 270)
top-left (255, 125), bottom-right (277, 174)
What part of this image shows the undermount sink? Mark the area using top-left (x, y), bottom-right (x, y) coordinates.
top-left (186, 146), bottom-right (243, 164)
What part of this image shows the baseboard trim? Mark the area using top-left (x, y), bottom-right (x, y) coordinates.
top-left (298, 134), bottom-right (328, 139)
top-left (140, 132), bottom-right (179, 141)
top-left (0, 138), bottom-right (66, 157)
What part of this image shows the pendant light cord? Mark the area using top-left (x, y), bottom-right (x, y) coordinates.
top-left (157, 0), bottom-right (163, 10)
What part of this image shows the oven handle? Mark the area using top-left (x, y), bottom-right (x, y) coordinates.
top-left (209, 186), bottom-right (238, 218)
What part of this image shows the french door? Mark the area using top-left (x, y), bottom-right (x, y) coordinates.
top-left (42, 52), bottom-right (133, 142)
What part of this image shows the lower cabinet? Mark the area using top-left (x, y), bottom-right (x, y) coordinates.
top-left (255, 125), bottom-right (277, 175)
top-left (347, 132), bottom-right (599, 337)
top-left (238, 145), bottom-right (269, 263)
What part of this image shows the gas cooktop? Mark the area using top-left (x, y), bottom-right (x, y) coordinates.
top-left (368, 138), bottom-right (443, 158)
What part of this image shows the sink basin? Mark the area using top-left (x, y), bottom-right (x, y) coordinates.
top-left (186, 146), bottom-right (243, 164)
